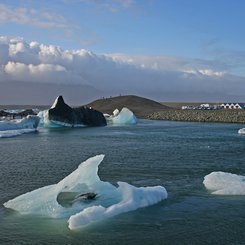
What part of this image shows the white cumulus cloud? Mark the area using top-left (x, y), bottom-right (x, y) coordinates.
top-left (0, 36), bottom-right (245, 104)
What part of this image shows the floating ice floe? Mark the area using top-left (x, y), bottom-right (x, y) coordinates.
top-left (238, 128), bottom-right (245, 135)
top-left (0, 115), bottom-right (40, 138)
top-left (4, 155), bottom-right (167, 230)
top-left (203, 171), bottom-right (245, 195)
top-left (105, 108), bottom-right (137, 125)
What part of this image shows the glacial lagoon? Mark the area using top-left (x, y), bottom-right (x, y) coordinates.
top-left (1, 120), bottom-right (245, 244)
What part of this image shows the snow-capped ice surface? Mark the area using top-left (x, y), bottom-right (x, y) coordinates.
top-left (203, 171), bottom-right (245, 195)
top-left (238, 128), bottom-right (245, 135)
top-left (105, 108), bottom-right (137, 125)
top-left (0, 115), bottom-right (40, 138)
top-left (4, 155), bottom-right (167, 230)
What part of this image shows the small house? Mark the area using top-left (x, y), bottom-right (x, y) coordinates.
top-left (221, 103), bottom-right (245, 109)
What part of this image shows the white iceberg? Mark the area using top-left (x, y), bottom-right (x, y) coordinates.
top-left (4, 155), bottom-right (167, 230)
top-left (203, 171), bottom-right (245, 195)
top-left (238, 128), bottom-right (245, 135)
top-left (105, 108), bottom-right (137, 125)
top-left (0, 115), bottom-right (40, 138)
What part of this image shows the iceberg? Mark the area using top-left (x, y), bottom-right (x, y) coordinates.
top-left (37, 110), bottom-right (68, 128)
top-left (4, 155), bottom-right (167, 230)
top-left (68, 181), bottom-right (165, 230)
top-left (238, 128), bottom-right (245, 135)
top-left (0, 115), bottom-right (40, 138)
top-left (105, 108), bottom-right (137, 125)
top-left (37, 96), bottom-right (106, 128)
top-left (203, 171), bottom-right (245, 195)
top-left (38, 109), bottom-right (88, 128)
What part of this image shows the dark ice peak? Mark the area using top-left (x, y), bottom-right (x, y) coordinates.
top-left (48, 96), bottom-right (107, 127)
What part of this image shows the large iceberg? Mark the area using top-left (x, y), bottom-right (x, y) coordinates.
top-left (37, 96), bottom-right (106, 128)
top-left (4, 155), bottom-right (167, 230)
top-left (203, 171), bottom-right (245, 195)
top-left (105, 108), bottom-right (137, 125)
top-left (0, 115), bottom-right (40, 138)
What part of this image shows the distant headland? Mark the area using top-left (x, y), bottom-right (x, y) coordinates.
top-left (86, 95), bottom-right (170, 118)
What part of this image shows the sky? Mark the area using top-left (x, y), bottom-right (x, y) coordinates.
top-left (0, 0), bottom-right (245, 105)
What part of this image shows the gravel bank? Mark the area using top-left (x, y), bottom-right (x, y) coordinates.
top-left (147, 109), bottom-right (245, 124)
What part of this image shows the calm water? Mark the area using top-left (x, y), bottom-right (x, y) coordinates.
top-left (0, 120), bottom-right (245, 244)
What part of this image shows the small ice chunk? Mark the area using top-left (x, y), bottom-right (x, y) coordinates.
top-left (238, 128), bottom-right (245, 135)
top-left (113, 109), bottom-right (119, 116)
top-left (107, 107), bottom-right (137, 125)
top-left (203, 171), bottom-right (245, 195)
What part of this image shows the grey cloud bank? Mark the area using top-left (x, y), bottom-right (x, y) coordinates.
top-left (0, 36), bottom-right (244, 105)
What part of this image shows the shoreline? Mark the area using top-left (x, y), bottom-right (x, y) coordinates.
top-left (147, 109), bottom-right (245, 124)
top-left (2, 101), bottom-right (245, 124)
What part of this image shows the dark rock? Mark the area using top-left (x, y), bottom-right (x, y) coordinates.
top-left (0, 109), bottom-right (36, 119)
top-left (48, 96), bottom-right (107, 127)
top-left (18, 109), bottom-right (37, 117)
top-left (0, 110), bottom-right (8, 117)
top-left (74, 192), bottom-right (97, 200)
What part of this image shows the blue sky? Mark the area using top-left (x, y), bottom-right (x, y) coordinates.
top-left (1, 0), bottom-right (244, 57)
top-left (0, 0), bottom-right (245, 104)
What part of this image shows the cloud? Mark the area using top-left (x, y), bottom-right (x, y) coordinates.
top-left (0, 36), bottom-right (245, 104)
top-left (4, 62), bottom-right (70, 83)
top-left (201, 38), bottom-right (245, 76)
top-left (98, 0), bottom-right (135, 12)
top-left (0, 3), bottom-right (97, 47)
top-left (0, 4), bottom-right (69, 29)
top-left (64, 0), bottom-right (135, 12)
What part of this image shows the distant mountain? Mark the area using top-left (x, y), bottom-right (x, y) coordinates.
top-left (0, 81), bottom-right (101, 106)
top-left (86, 95), bottom-right (170, 118)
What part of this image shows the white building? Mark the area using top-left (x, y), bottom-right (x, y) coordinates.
top-left (221, 103), bottom-right (245, 109)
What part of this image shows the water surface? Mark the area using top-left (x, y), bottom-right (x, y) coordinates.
top-left (0, 120), bottom-right (245, 244)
